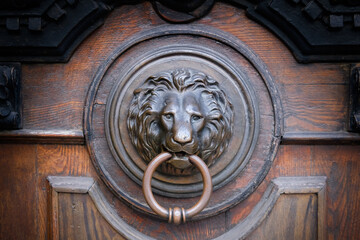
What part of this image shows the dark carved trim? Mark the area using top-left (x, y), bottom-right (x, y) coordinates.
top-left (153, 0), bottom-right (215, 23)
top-left (349, 66), bottom-right (360, 132)
top-left (228, 0), bottom-right (360, 62)
top-left (0, 1), bottom-right (359, 62)
top-left (0, 63), bottom-right (22, 130)
top-left (0, 0), bottom-right (111, 62)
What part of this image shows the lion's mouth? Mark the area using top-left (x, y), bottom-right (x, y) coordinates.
top-left (173, 151), bottom-right (188, 160)
top-left (161, 144), bottom-right (198, 169)
top-left (166, 151), bottom-right (192, 169)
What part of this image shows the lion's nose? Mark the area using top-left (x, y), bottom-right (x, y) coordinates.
top-left (173, 125), bottom-right (192, 144)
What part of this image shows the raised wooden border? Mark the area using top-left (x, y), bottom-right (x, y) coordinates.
top-left (215, 176), bottom-right (327, 240)
top-left (47, 176), bottom-right (153, 240)
top-left (1, 130), bottom-right (359, 145)
top-left (48, 176), bottom-right (326, 240)
top-left (0, 129), bottom-right (84, 144)
top-left (282, 132), bottom-right (360, 145)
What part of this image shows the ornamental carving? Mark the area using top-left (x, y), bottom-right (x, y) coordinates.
top-left (0, 64), bottom-right (22, 130)
top-left (127, 69), bottom-right (233, 174)
top-left (84, 26), bottom-right (282, 219)
top-left (1, 0), bottom-right (360, 62)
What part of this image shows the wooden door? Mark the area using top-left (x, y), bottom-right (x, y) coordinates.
top-left (0, 1), bottom-right (359, 239)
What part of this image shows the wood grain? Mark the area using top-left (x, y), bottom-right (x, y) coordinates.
top-left (247, 194), bottom-right (318, 240)
top-left (217, 176), bottom-right (326, 240)
top-left (225, 144), bottom-right (360, 240)
top-left (0, 137), bottom-right (359, 239)
top-left (48, 176), bottom-right (326, 240)
top-left (204, 3), bottom-right (349, 133)
top-left (0, 129), bottom-right (84, 144)
top-left (36, 144), bottom-right (98, 240)
top-left (0, 2), bottom-right (359, 240)
top-left (58, 194), bottom-right (125, 240)
top-left (1, 1), bottom-right (348, 138)
top-left (311, 146), bottom-right (360, 240)
top-left (0, 144), bottom-right (38, 240)
top-left (282, 132), bottom-right (360, 144)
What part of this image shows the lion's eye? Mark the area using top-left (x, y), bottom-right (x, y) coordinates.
top-left (163, 113), bottom-right (173, 120)
top-left (191, 115), bottom-right (202, 121)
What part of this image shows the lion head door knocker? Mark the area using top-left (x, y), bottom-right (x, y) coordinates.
top-left (86, 27), bottom-right (280, 227)
top-left (127, 69), bottom-right (233, 223)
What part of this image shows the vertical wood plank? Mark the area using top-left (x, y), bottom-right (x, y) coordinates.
top-left (37, 144), bottom-right (97, 240)
top-left (58, 193), bottom-right (125, 240)
top-left (310, 146), bottom-right (360, 240)
top-left (0, 144), bottom-right (38, 240)
top-left (247, 194), bottom-right (318, 240)
top-left (50, 188), bottom-right (59, 240)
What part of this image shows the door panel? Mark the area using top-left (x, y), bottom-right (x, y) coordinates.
top-left (0, 2), bottom-right (359, 240)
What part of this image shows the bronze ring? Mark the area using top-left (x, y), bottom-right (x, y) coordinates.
top-left (142, 152), bottom-right (212, 224)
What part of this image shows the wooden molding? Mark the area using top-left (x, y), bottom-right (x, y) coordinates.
top-left (48, 176), bottom-right (326, 239)
top-left (2, 129), bottom-right (358, 145)
top-left (47, 176), bottom-right (154, 240)
top-left (215, 176), bottom-right (327, 240)
top-left (0, 129), bottom-right (84, 144)
top-left (282, 132), bottom-right (360, 145)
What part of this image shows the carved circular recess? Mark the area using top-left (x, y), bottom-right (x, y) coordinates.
top-left (107, 46), bottom-right (257, 197)
top-left (84, 25), bottom-right (282, 220)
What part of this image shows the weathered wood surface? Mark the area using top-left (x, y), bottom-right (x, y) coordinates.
top-left (0, 129), bottom-right (84, 144)
top-left (58, 194), bottom-right (125, 240)
top-left (282, 132), bottom-right (360, 145)
top-left (224, 145), bottom-right (360, 240)
top-left (247, 194), bottom-right (318, 240)
top-left (0, 2), bottom-right (359, 240)
top-left (4, 2), bottom-right (351, 140)
top-left (0, 144), bottom-right (38, 240)
top-left (47, 176), bottom-right (325, 240)
top-left (1, 144), bottom-right (359, 239)
top-left (216, 176), bottom-right (326, 240)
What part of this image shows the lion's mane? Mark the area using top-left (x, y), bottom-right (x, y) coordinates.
top-left (127, 69), bottom-right (233, 168)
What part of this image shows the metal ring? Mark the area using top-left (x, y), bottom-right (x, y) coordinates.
top-left (142, 152), bottom-right (212, 224)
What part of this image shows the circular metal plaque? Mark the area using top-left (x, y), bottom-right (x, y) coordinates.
top-left (106, 43), bottom-right (258, 197)
top-left (84, 25), bottom-right (282, 219)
